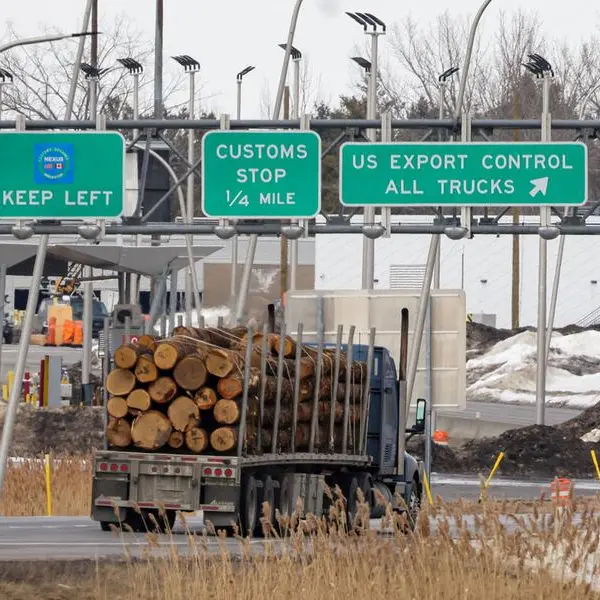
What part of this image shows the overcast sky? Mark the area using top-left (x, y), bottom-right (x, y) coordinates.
top-left (3, 0), bottom-right (600, 118)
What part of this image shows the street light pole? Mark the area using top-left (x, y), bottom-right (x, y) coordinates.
top-left (347, 12), bottom-right (386, 291)
top-left (523, 54), bottom-right (554, 426)
top-left (434, 67), bottom-right (459, 289)
top-left (231, 66), bottom-right (256, 313)
top-left (173, 55), bottom-right (201, 325)
top-left (279, 44), bottom-right (302, 291)
top-left (117, 58), bottom-right (143, 304)
top-left (234, 0), bottom-right (305, 324)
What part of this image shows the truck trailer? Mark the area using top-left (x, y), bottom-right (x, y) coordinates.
top-left (91, 320), bottom-right (427, 535)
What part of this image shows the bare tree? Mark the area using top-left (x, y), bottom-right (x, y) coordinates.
top-left (0, 16), bottom-right (183, 120)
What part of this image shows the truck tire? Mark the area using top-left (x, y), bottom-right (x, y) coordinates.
top-left (100, 521), bottom-right (112, 532)
top-left (240, 475), bottom-right (259, 537)
top-left (406, 476), bottom-right (421, 529)
top-left (370, 481), bottom-right (393, 518)
top-left (343, 475), bottom-right (360, 529)
top-left (256, 475), bottom-right (276, 537)
top-left (277, 473), bottom-right (295, 534)
top-left (357, 473), bottom-right (373, 514)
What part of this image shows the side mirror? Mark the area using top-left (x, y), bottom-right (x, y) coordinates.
top-left (414, 398), bottom-right (426, 433)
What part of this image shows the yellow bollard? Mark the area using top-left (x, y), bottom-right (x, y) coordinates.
top-left (591, 449), bottom-right (600, 484)
top-left (44, 454), bottom-right (52, 517)
top-left (7, 370), bottom-right (14, 397)
top-left (478, 451), bottom-right (505, 502)
top-left (422, 470), bottom-right (434, 506)
top-left (2, 383), bottom-right (7, 401)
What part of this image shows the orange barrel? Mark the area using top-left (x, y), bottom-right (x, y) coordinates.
top-left (73, 321), bottom-right (83, 347)
top-left (432, 430), bottom-right (450, 446)
top-left (550, 477), bottom-right (574, 508)
top-left (62, 319), bottom-right (74, 346)
top-left (46, 317), bottom-right (56, 346)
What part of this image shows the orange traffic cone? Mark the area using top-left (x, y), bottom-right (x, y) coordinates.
top-left (46, 317), bottom-right (56, 346)
top-left (73, 321), bottom-right (83, 347)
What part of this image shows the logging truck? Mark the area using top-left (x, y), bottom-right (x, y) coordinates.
top-left (91, 324), bottom-right (427, 535)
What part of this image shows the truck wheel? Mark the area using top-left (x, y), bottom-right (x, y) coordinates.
top-left (240, 475), bottom-right (259, 537)
top-left (100, 521), bottom-right (112, 532)
top-left (256, 475), bottom-right (276, 537)
top-left (344, 476), bottom-right (360, 530)
top-left (277, 473), bottom-right (294, 534)
top-left (406, 477), bottom-right (422, 529)
top-left (357, 473), bottom-right (373, 514)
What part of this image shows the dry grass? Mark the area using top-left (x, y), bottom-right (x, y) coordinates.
top-left (0, 454), bottom-right (91, 516)
top-left (2, 458), bottom-right (600, 599)
top-left (1, 497), bottom-right (600, 600)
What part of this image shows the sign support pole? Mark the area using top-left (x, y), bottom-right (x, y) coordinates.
top-left (0, 115), bottom-right (49, 497)
top-left (0, 265), bottom-right (6, 386)
top-left (536, 71), bottom-right (552, 426)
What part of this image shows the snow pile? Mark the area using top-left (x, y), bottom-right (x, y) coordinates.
top-left (467, 330), bottom-right (600, 408)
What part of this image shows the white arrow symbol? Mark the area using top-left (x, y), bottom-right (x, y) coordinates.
top-left (530, 177), bottom-right (549, 197)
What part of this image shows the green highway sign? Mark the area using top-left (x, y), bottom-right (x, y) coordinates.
top-left (340, 142), bottom-right (588, 207)
top-left (0, 132), bottom-right (125, 219)
top-left (201, 130), bottom-right (321, 218)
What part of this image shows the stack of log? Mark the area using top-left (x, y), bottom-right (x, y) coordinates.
top-left (104, 326), bottom-right (368, 456)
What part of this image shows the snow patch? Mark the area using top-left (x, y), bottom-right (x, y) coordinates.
top-left (468, 329), bottom-right (600, 409)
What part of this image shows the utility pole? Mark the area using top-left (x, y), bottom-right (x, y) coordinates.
top-left (280, 86), bottom-right (290, 298)
top-left (91, 0), bottom-right (98, 69)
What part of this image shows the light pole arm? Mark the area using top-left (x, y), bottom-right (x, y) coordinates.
top-left (273, 0), bottom-right (303, 119)
top-left (452, 0), bottom-right (492, 122)
top-left (0, 32), bottom-right (95, 55)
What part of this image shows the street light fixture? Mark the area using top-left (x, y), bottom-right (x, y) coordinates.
top-left (347, 11), bottom-right (386, 291)
top-left (279, 43), bottom-right (302, 120)
top-left (80, 62), bottom-right (109, 119)
top-left (351, 56), bottom-right (372, 73)
top-left (236, 65), bottom-right (256, 119)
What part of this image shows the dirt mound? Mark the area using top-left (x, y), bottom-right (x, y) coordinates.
top-left (457, 425), bottom-right (594, 478)
top-left (0, 404), bottom-right (104, 456)
top-left (406, 435), bottom-right (462, 471)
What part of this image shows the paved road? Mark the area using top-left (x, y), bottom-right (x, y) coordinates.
top-left (0, 476), bottom-right (597, 561)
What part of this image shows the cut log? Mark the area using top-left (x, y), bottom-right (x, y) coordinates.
top-left (131, 410), bottom-right (172, 450)
top-left (272, 423), bottom-right (311, 450)
top-left (106, 418), bottom-right (132, 448)
top-left (194, 386), bottom-right (218, 411)
top-left (172, 326), bottom-right (247, 349)
top-left (134, 352), bottom-right (159, 384)
top-left (167, 430), bottom-right (185, 449)
top-left (153, 338), bottom-right (201, 371)
top-left (185, 427), bottom-right (209, 453)
top-left (137, 334), bottom-right (158, 352)
top-left (113, 344), bottom-right (140, 370)
top-left (210, 426), bottom-right (238, 452)
top-left (106, 368), bottom-right (136, 397)
top-left (206, 348), bottom-right (236, 378)
top-left (127, 389), bottom-right (151, 414)
top-left (173, 355), bottom-right (207, 391)
top-left (270, 334), bottom-right (296, 358)
top-left (148, 376), bottom-right (178, 404)
top-left (317, 380), bottom-right (364, 403)
top-left (262, 402), bottom-right (312, 426)
top-left (167, 396), bottom-right (201, 432)
top-left (213, 399), bottom-right (241, 425)
top-left (107, 396), bottom-right (128, 419)
top-left (217, 368), bottom-right (261, 399)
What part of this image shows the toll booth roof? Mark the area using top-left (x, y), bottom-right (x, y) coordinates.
top-left (0, 241), bottom-right (224, 275)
